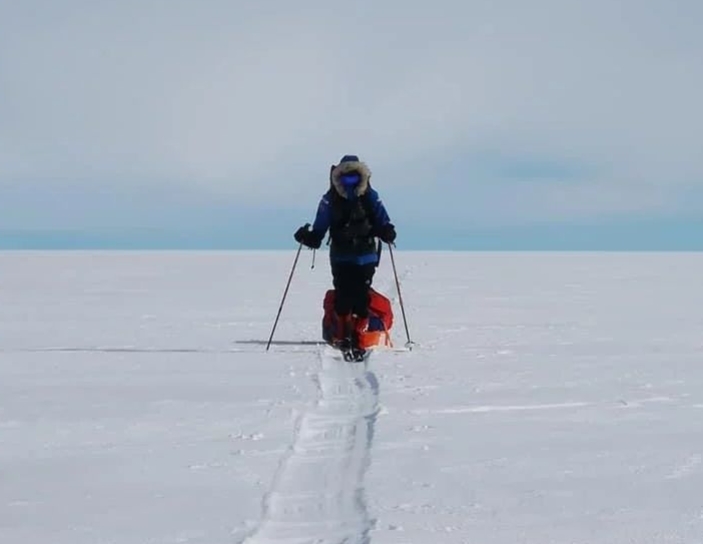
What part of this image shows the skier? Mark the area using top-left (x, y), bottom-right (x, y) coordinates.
top-left (294, 154), bottom-right (396, 355)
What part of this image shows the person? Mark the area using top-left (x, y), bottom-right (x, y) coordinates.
top-left (294, 154), bottom-right (396, 350)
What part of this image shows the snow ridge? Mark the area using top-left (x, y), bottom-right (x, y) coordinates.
top-left (242, 346), bottom-right (380, 544)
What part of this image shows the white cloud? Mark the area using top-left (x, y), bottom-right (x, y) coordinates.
top-left (1, 0), bottom-right (701, 226)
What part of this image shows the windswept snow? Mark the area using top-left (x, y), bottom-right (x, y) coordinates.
top-left (1, 250), bottom-right (703, 544)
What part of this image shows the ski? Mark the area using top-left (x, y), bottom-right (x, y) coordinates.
top-left (341, 331), bottom-right (370, 363)
top-left (342, 347), bottom-right (368, 363)
top-left (325, 339), bottom-right (370, 363)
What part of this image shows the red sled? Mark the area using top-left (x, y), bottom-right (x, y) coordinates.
top-left (322, 288), bottom-right (394, 350)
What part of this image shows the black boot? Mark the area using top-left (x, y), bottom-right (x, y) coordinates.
top-left (334, 313), bottom-right (352, 352)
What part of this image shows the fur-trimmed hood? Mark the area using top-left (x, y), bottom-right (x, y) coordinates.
top-left (330, 159), bottom-right (371, 198)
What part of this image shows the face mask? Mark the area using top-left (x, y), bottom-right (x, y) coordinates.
top-left (340, 171), bottom-right (361, 187)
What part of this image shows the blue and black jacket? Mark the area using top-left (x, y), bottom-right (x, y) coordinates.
top-left (310, 159), bottom-right (392, 266)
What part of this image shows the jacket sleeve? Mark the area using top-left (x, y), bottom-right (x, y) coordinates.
top-left (311, 193), bottom-right (332, 240)
top-left (368, 189), bottom-right (392, 228)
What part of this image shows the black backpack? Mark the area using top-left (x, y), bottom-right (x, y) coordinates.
top-left (325, 188), bottom-right (381, 261)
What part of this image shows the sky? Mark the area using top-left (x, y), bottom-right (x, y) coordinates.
top-left (1, 0), bottom-right (702, 250)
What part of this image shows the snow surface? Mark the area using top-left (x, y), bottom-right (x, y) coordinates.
top-left (2, 250), bottom-right (703, 544)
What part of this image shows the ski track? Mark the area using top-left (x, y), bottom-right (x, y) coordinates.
top-left (242, 346), bottom-right (380, 544)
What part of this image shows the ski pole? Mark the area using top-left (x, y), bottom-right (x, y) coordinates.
top-left (266, 241), bottom-right (304, 351)
top-left (387, 242), bottom-right (413, 349)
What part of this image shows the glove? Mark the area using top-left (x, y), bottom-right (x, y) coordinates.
top-left (294, 224), bottom-right (323, 249)
top-left (377, 223), bottom-right (396, 244)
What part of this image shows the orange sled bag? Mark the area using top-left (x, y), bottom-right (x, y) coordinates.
top-left (322, 288), bottom-right (394, 349)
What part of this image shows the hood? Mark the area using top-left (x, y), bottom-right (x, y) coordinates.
top-left (330, 159), bottom-right (371, 198)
